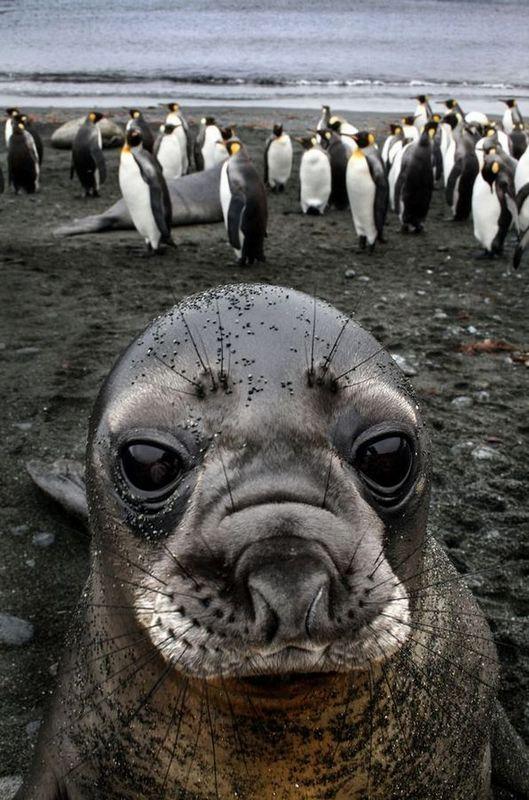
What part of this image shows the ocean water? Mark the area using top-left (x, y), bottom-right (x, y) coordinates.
top-left (1, 0), bottom-right (528, 113)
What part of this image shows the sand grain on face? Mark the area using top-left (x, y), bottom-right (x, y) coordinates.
top-left (0, 107), bottom-right (528, 790)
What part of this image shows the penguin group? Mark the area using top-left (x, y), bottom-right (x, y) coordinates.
top-left (3, 95), bottom-right (529, 269)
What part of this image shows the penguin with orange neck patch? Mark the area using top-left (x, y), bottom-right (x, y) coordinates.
top-left (346, 130), bottom-right (388, 251)
top-left (126, 108), bottom-right (154, 153)
top-left (119, 128), bottom-right (174, 254)
top-left (220, 138), bottom-right (267, 265)
top-left (71, 111), bottom-right (106, 197)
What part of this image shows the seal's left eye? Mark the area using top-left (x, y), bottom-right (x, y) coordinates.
top-left (120, 442), bottom-right (183, 499)
top-left (354, 434), bottom-right (413, 504)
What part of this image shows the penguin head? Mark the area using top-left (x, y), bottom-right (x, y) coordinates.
top-left (88, 111), bottom-right (104, 124)
top-left (321, 105), bottom-right (330, 113)
top-left (353, 130), bottom-right (376, 148)
top-left (205, 116), bottom-right (216, 126)
top-left (6, 107), bottom-right (20, 118)
top-left (129, 109), bottom-right (141, 119)
top-left (273, 124), bottom-right (283, 137)
top-left (125, 128), bottom-right (143, 149)
top-left (431, 113), bottom-right (441, 123)
top-left (168, 102), bottom-right (180, 112)
top-left (423, 121), bottom-right (438, 139)
top-left (513, 122), bottom-right (525, 132)
top-left (444, 99), bottom-right (457, 109)
top-left (482, 157), bottom-right (501, 190)
top-left (401, 115), bottom-right (415, 126)
top-left (500, 98), bottom-right (517, 108)
top-left (389, 123), bottom-right (403, 135)
top-left (221, 126), bottom-right (234, 141)
top-left (328, 116), bottom-right (342, 132)
top-left (294, 136), bottom-right (315, 150)
top-left (225, 138), bottom-right (243, 156)
top-left (13, 121), bottom-right (25, 134)
top-left (485, 124), bottom-right (497, 138)
top-left (443, 112), bottom-right (459, 130)
top-left (415, 94), bottom-right (429, 104)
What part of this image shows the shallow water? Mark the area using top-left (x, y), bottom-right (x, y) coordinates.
top-left (1, 0), bottom-right (529, 112)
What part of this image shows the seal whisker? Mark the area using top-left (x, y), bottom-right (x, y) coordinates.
top-left (322, 318), bottom-right (350, 375)
top-left (329, 672), bottom-right (355, 765)
top-left (309, 292), bottom-right (317, 381)
top-left (204, 679), bottom-right (220, 800)
top-left (196, 326), bottom-right (218, 391)
top-left (160, 677), bottom-right (189, 793)
top-left (219, 668), bottom-right (250, 777)
top-left (339, 375), bottom-right (377, 390)
top-left (160, 542), bottom-right (203, 591)
top-left (369, 533), bottom-right (434, 590)
top-left (153, 354), bottom-right (203, 392)
top-left (344, 529), bottom-right (369, 576)
top-left (388, 563), bottom-right (505, 598)
top-left (335, 345), bottom-right (386, 381)
top-left (99, 571), bottom-right (175, 598)
top-left (105, 542), bottom-right (170, 587)
top-left (215, 299), bottom-right (226, 382)
top-left (367, 661), bottom-right (374, 800)
top-left (152, 678), bottom-right (186, 777)
top-left (180, 685), bottom-right (206, 800)
top-left (61, 624), bottom-right (161, 675)
top-left (179, 309), bottom-right (214, 385)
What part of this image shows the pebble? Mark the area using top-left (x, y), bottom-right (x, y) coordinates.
top-left (15, 347), bottom-right (40, 356)
top-left (0, 613), bottom-right (34, 645)
top-left (451, 396), bottom-right (473, 408)
top-left (390, 353), bottom-right (417, 376)
top-left (344, 269), bottom-right (356, 279)
top-left (471, 445), bottom-right (498, 461)
top-left (358, 275), bottom-right (370, 282)
top-left (450, 440), bottom-right (475, 457)
top-left (25, 720), bottom-right (41, 737)
top-left (467, 325), bottom-right (478, 335)
top-left (0, 776), bottom-right (22, 800)
top-left (32, 531), bottom-right (55, 547)
top-left (474, 390), bottom-right (490, 403)
top-left (434, 309), bottom-right (448, 320)
top-left (13, 422), bottom-right (32, 432)
top-left (9, 524), bottom-right (29, 537)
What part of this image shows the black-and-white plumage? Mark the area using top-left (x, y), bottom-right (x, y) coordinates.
top-left (473, 155), bottom-right (516, 258)
top-left (153, 124), bottom-right (185, 180)
top-left (395, 121), bottom-right (438, 233)
top-left (501, 98), bottom-right (524, 136)
top-left (220, 139), bottom-right (267, 265)
top-left (296, 136), bottom-right (331, 215)
top-left (4, 107), bottom-right (20, 147)
top-left (126, 109), bottom-right (154, 153)
top-left (319, 129), bottom-right (349, 210)
top-left (16, 113), bottom-right (44, 165)
top-left (71, 111), bottom-right (107, 197)
top-left (194, 116), bottom-right (223, 172)
top-left (346, 130), bottom-right (388, 250)
top-left (8, 120), bottom-right (40, 193)
top-left (164, 102), bottom-right (191, 174)
top-left (413, 95), bottom-right (433, 130)
top-left (446, 127), bottom-right (479, 221)
top-left (513, 145), bottom-right (529, 268)
top-left (119, 128), bottom-right (174, 252)
top-left (510, 123), bottom-right (528, 161)
top-left (264, 124), bottom-right (293, 192)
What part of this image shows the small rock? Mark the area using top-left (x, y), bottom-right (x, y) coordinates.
top-left (358, 275), bottom-right (370, 282)
top-left (437, 245), bottom-right (449, 252)
top-left (451, 396), bottom-right (473, 408)
top-left (416, 289), bottom-right (426, 296)
top-left (390, 353), bottom-right (417, 376)
top-left (474, 390), bottom-right (490, 403)
top-left (26, 720), bottom-right (41, 737)
top-left (0, 613), bottom-right (34, 645)
top-left (49, 661), bottom-right (59, 676)
top-left (344, 269), bottom-right (356, 279)
top-left (32, 531), bottom-right (55, 547)
top-left (471, 445), bottom-right (498, 461)
top-left (15, 346), bottom-right (40, 356)
top-left (25, 559), bottom-right (35, 568)
top-left (467, 325), bottom-right (478, 335)
top-left (434, 309), bottom-right (448, 320)
top-left (450, 440), bottom-right (475, 457)
top-left (13, 421), bottom-right (32, 431)
top-left (0, 776), bottom-right (22, 799)
top-left (9, 524), bottom-right (29, 537)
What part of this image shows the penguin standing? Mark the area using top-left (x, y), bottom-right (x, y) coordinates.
top-left (4, 107), bottom-right (20, 147)
top-left (7, 120), bottom-right (40, 193)
top-left (194, 117), bottom-right (223, 171)
top-left (317, 105), bottom-right (331, 132)
top-left (472, 154), bottom-right (516, 258)
top-left (214, 127), bottom-right (232, 166)
top-left (431, 113), bottom-right (444, 182)
top-left (501, 99), bottom-right (523, 135)
top-left (442, 98), bottom-right (466, 117)
top-left (319, 129), bottom-right (349, 209)
top-left (510, 123), bottom-right (528, 161)
top-left (153, 124), bottom-right (184, 180)
top-left (413, 95), bottom-right (433, 130)
top-left (264, 124), bottom-right (293, 192)
top-left (164, 102), bottom-right (191, 173)
top-left (388, 139), bottom-right (413, 212)
top-left (446, 127), bottom-right (479, 221)
top-left (219, 138), bottom-right (267, 265)
top-left (119, 128), bottom-right (174, 253)
top-left (395, 121), bottom-right (438, 233)
top-left (71, 111), bottom-right (107, 197)
top-left (296, 136), bottom-right (331, 215)
top-left (346, 131), bottom-right (388, 250)
top-left (513, 145), bottom-right (529, 268)
top-left (475, 124), bottom-right (510, 167)
top-left (381, 123), bottom-right (404, 172)
top-left (0, 163), bottom-right (4, 194)
top-left (328, 115), bottom-right (359, 156)
top-left (401, 116), bottom-right (419, 143)
top-left (126, 109), bottom-right (154, 153)
top-left (16, 113), bottom-right (43, 164)
top-left (441, 112), bottom-right (461, 187)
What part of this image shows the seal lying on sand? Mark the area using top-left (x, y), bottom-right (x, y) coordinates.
top-left (18, 285), bottom-right (529, 799)
top-left (54, 165), bottom-right (224, 236)
top-left (51, 117), bottom-right (125, 150)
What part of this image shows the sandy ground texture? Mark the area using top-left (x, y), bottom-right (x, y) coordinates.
top-left (0, 107), bottom-right (528, 798)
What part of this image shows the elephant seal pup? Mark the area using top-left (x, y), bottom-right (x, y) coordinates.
top-left (18, 285), bottom-right (529, 800)
top-left (51, 116), bottom-right (124, 150)
top-left (54, 165), bottom-right (224, 236)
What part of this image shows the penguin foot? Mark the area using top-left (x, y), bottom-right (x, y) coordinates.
top-left (474, 250), bottom-right (495, 260)
top-left (358, 236), bottom-right (367, 250)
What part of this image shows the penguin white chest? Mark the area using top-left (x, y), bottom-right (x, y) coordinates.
top-left (299, 150), bottom-right (331, 214)
top-left (119, 152), bottom-right (161, 249)
top-left (472, 174), bottom-right (500, 251)
top-left (346, 154), bottom-right (377, 244)
top-left (515, 152), bottom-right (529, 231)
top-left (220, 161), bottom-right (244, 257)
top-left (202, 126), bottom-right (222, 171)
top-left (267, 136), bottom-right (293, 187)
top-left (157, 134), bottom-right (183, 180)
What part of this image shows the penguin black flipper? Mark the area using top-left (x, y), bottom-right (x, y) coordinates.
top-left (263, 135), bottom-right (272, 186)
top-left (493, 175), bottom-right (516, 252)
top-left (514, 226), bottom-right (529, 269)
top-left (446, 161), bottom-right (461, 208)
top-left (0, 164), bottom-right (4, 194)
top-left (227, 192), bottom-right (246, 250)
top-left (90, 139), bottom-right (107, 185)
top-left (365, 149), bottom-right (389, 238)
top-left (132, 149), bottom-right (173, 242)
top-left (516, 183), bottom-right (529, 213)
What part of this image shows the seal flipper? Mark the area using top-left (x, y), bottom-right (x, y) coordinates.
top-left (26, 458), bottom-right (88, 522)
top-left (14, 772), bottom-right (72, 800)
top-left (491, 700), bottom-right (529, 798)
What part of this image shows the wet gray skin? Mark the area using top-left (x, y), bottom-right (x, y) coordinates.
top-left (17, 284), bottom-right (514, 800)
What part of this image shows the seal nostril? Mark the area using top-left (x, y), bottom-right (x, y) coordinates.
top-left (305, 584), bottom-right (330, 638)
top-left (248, 584), bottom-right (279, 643)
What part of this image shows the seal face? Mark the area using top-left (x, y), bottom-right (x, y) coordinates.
top-left (19, 284), bottom-right (500, 800)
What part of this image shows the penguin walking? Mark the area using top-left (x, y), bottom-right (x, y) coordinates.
top-left (126, 109), bottom-right (154, 153)
top-left (446, 127), bottom-right (479, 221)
top-left (264, 124), bottom-right (293, 192)
top-left (119, 128), bottom-right (175, 253)
top-left (346, 131), bottom-right (388, 251)
top-left (472, 154), bottom-right (516, 258)
top-left (8, 120), bottom-right (40, 193)
top-left (219, 138), bottom-right (267, 265)
top-left (510, 123), bottom-right (528, 161)
top-left (71, 111), bottom-right (107, 197)
top-left (395, 121), bottom-right (438, 233)
top-left (501, 99), bottom-right (523, 135)
top-left (194, 117), bottom-right (223, 171)
top-left (296, 136), bottom-right (331, 215)
top-left (153, 124), bottom-right (185, 180)
top-left (4, 107), bottom-right (20, 147)
top-left (319, 129), bottom-right (349, 209)
top-left (164, 102), bottom-right (191, 173)
top-left (16, 113), bottom-right (43, 164)
top-left (413, 95), bottom-right (433, 130)
top-left (381, 123), bottom-right (404, 172)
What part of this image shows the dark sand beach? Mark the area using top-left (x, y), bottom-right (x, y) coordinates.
top-left (1, 107), bottom-right (528, 796)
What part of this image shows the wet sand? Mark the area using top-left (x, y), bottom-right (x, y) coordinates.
top-left (0, 107), bottom-right (528, 796)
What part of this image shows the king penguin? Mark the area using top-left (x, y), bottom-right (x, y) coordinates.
top-left (71, 111), bottom-right (107, 197)
top-left (381, 123), bottom-right (404, 172)
top-left (4, 107), bottom-right (20, 147)
top-left (446, 126), bottom-right (479, 221)
top-left (513, 143), bottom-right (529, 268)
top-left (219, 138), bottom-right (267, 265)
top-left (472, 154), bottom-right (516, 259)
top-left (413, 95), bottom-right (433, 130)
top-left (264, 124), bottom-right (293, 192)
top-left (395, 120), bottom-right (438, 233)
top-left (7, 119), bottom-right (40, 193)
top-left (214, 127), bottom-right (232, 166)
top-left (16, 113), bottom-right (43, 165)
top-left (126, 109), bottom-right (155, 153)
top-left (296, 136), bottom-right (331, 215)
top-left (510, 123), bottom-right (528, 161)
top-left (319, 129), bottom-right (349, 209)
top-left (501, 98), bottom-right (524, 136)
top-left (317, 105), bottom-right (331, 132)
top-left (153, 123), bottom-right (185, 180)
top-left (194, 116), bottom-right (223, 171)
top-left (346, 130), bottom-right (388, 251)
top-left (119, 128), bottom-right (175, 253)
top-left (164, 102), bottom-right (191, 173)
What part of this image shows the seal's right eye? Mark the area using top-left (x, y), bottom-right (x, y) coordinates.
top-left (120, 442), bottom-right (184, 499)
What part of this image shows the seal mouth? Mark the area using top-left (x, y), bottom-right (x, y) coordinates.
top-left (239, 670), bottom-right (336, 692)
